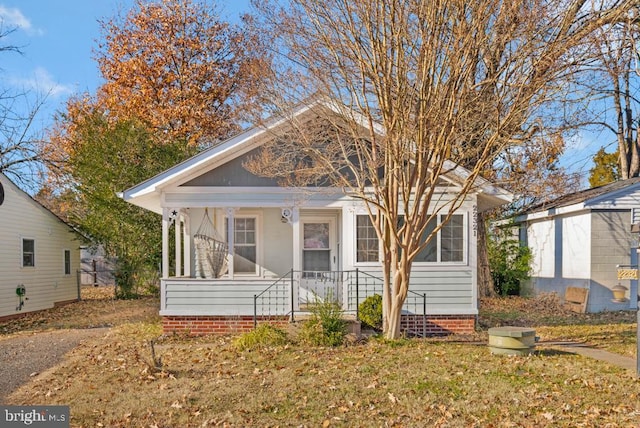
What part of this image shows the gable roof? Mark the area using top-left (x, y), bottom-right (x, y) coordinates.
top-left (0, 172), bottom-right (81, 236)
top-left (120, 99), bottom-right (512, 213)
top-left (514, 177), bottom-right (640, 222)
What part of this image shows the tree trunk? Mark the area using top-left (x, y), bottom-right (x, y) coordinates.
top-left (385, 292), bottom-right (403, 339)
top-left (383, 257), bottom-right (409, 340)
top-left (477, 211), bottom-right (496, 298)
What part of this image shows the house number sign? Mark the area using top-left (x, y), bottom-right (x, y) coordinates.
top-left (472, 205), bottom-right (477, 237)
top-left (617, 268), bottom-right (638, 280)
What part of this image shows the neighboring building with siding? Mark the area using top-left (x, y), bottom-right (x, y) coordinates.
top-left (513, 177), bottom-right (640, 312)
top-left (120, 101), bottom-right (512, 335)
top-left (80, 246), bottom-right (116, 286)
top-left (0, 173), bottom-right (81, 320)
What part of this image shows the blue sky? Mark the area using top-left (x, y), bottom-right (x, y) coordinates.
top-left (0, 1), bottom-right (605, 186)
top-left (0, 0), bottom-right (251, 132)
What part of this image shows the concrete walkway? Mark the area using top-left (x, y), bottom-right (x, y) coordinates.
top-left (541, 341), bottom-right (638, 376)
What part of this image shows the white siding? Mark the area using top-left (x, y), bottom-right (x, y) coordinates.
top-left (527, 220), bottom-right (555, 277)
top-left (587, 187), bottom-right (640, 209)
top-left (562, 213), bottom-right (591, 279)
top-left (0, 175), bottom-right (80, 318)
top-left (261, 208), bottom-right (293, 276)
top-left (342, 198), bottom-right (478, 315)
top-left (161, 279), bottom-right (279, 315)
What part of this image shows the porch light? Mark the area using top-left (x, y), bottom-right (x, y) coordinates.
top-left (281, 208), bottom-right (293, 224)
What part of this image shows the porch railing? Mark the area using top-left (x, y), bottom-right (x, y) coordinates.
top-left (253, 269), bottom-right (429, 336)
top-left (253, 270), bottom-right (294, 328)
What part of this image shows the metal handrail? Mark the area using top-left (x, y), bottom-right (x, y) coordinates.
top-left (252, 269), bottom-right (429, 336)
top-left (253, 270), bottom-right (294, 328)
top-left (255, 269), bottom-right (293, 299)
top-left (407, 289), bottom-right (427, 337)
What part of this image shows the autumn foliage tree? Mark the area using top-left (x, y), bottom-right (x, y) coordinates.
top-left (41, 0), bottom-right (269, 284)
top-left (60, 113), bottom-right (194, 296)
top-left (249, 0), bottom-right (636, 338)
top-left (588, 146), bottom-right (621, 187)
top-left (95, 0), bottom-right (269, 146)
top-left (475, 134), bottom-right (581, 297)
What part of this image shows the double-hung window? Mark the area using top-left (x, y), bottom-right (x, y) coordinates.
top-left (22, 238), bottom-right (35, 267)
top-left (64, 249), bottom-right (71, 275)
top-left (355, 213), bottom-right (465, 263)
top-left (356, 215), bottom-right (379, 263)
top-left (414, 214), bottom-right (465, 263)
top-left (226, 217), bottom-right (258, 274)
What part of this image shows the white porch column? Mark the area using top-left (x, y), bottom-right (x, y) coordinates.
top-left (292, 207), bottom-right (301, 273)
top-left (291, 207), bottom-right (300, 311)
top-left (226, 208), bottom-right (236, 278)
top-left (162, 208), bottom-right (170, 278)
top-left (175, 211), bottom-right (182, 277)
top-left (183, 212), bottom-right (191, 277)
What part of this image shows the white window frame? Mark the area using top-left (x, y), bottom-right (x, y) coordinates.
top-left (354, 214), bottom-right (380, 265)
top-left (353, 212), bottom-right (468, 266)
top-left (426, 213), bottom-right (466, 264)
top-left (225, 212), bottom-right (262, 277)
top-left (63, 249), bottom-right (72, 275)
top-left (22, 237), bottom-right (36, 268)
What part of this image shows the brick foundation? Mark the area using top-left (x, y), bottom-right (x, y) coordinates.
top-left (400, 314), bottom-right (475, 335)
top-left (162, 314), bottom-right (475, 336)
top-left (162, 315), bottom-right (290, 335)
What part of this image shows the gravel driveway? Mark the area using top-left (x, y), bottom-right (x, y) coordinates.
top-left (0, 328), bottom-right (109, 404)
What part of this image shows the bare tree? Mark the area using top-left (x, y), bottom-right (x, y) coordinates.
top-left (248, 0), bottom-right (636, 338)
top-left (586, 18), bottom-right (640, 179)
top-left (0, 26), bottom-right (51, 189)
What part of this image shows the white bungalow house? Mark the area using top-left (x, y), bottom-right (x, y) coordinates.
top-left (120, 102), bottom-right (512, 335)
top-left (0, 173), bottom-right (81, 320)
top-left (512, 177), bottom-right (640, 312)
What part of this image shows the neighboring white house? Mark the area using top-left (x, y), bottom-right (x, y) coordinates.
top-left (512, 177), bottom-right (640, 312)
top-left (120, 101), bottom-right (512, 335)
top-left (0, 173), bottom-right (81, 320)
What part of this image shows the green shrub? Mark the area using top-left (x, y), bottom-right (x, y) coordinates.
top-left (114, 259), bottom-right (138, 299)
top-left (487, 224), bottom-right (532, 296)
top-left (233, 324), bottom-right (290, 351)
top-left (299, 295), bottom-right (347, 347)
top-left (359, 294), bottom-right (383, 330)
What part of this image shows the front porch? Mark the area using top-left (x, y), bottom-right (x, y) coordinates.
top-left (159, 270), bottom-right (476, 336)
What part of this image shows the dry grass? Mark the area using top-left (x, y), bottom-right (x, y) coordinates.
top-left (0, 286), bottom-right (159, 337)
top-left (2, 292), bottom-right (640, 427)
top-left (479, 293), bottom-right (638, 357)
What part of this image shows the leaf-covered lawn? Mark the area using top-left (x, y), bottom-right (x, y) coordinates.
top-left (480, 293), bottom-right (639, 357)
top-left (7, 323), bottom-right (640, 427)
top-left (2, 290), bottom-right (639, 426)
top-left (0, 286), bottom-right (159, 337)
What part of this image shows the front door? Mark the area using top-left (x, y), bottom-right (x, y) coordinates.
top-left (299, 216), bottom-right (338, 306)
